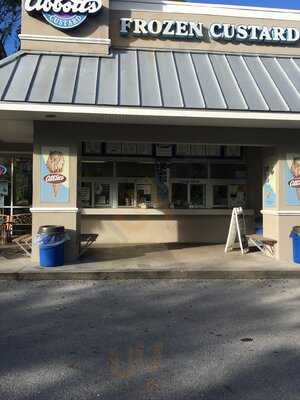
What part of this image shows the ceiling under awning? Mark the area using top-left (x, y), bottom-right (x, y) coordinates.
top-left (0, 49), bottom-right (300, 113)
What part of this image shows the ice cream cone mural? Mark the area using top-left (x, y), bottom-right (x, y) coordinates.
top-left (40, 146), bottom-right (69, 203)
top-left (286, 154), bottom-right (300, 205)
top-left (263, 159), bottom-right (277, 208)
top-left (45, 151), bottom-right (65, 197)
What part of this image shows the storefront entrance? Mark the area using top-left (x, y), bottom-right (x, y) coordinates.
top-left (0, 155), bottom-right (32, 239)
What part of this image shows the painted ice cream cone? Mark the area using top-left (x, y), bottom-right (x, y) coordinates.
top-left (52, 183), bottom-right (60, 197)
top-left (46, 151), bottom-right (65, 197)
top-left (288, 157), bottom-right (300, 200)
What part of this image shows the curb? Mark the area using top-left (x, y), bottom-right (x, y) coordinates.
top-left (1, 269), bottom-right (300, 280)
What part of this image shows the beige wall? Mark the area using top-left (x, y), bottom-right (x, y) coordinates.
top-left (81, 215), bottom-right (255, 243)
top-left (110, 10), bottom-right (300, 56)
top-left (31, 129), bottom-right (80, 262)
top-left (20, 0), bottom-right (300, 57)
top-left (20, 0), bottom-right (110, 55)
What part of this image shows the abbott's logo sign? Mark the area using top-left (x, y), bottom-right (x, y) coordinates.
top-left (24, 0), bottom-right (102, 30)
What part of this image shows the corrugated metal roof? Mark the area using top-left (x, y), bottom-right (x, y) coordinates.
top-left (1, 49), bottom-right (300, 112)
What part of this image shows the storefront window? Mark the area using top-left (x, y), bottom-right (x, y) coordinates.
top-left (229, 184), bottom-right (247, 208)
top-left (13, 157), bottom-right (32, 207)
top-left (82, 162), bottom-right (113, 178)
top-left (170, 163), bottom-right (207, 179)
top-left (80, 182), bottom-right (92, 207)
top-left (0, 156), bottom-right (32, 214)
top-left (172, 183), bottom-right (188, 208)
top-left (190, 184), bottom-right (205, 208)
top-left (213, 185), bottom-right (228, 207)
top-left (118, 183), bottom-right (135, 207)
top-left (94, 183), bottom-right (110, 207)
top-left (79, 143), bottom-right (248, 210)
top-left (136, 184), bottom-right (152, 208)
top-left (0, 157), bottom-right (11, 209)
top-left (116, 162), bottom-right (155, 178)
top-left (211, 164), bottom-right (247, 179)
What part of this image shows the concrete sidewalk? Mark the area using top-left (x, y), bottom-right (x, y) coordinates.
top-left (0, 243), bottom-right (299, 280)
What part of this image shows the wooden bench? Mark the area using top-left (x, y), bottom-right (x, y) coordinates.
top-left (12, 234), bottom-right (32, 257)
top-left (246, 234), bottom-right (277, 257)
top-left (79, 233), bottom-right (98, 256)
top-left (12, 233), bottom-right (99, 258)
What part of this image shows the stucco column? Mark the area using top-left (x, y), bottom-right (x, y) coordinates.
top-left (31, 129), bottom-right (80, 263)
top-left (262, 146), bottom-right (300, 262)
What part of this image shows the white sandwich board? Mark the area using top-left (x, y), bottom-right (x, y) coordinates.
top-left (225, 207), bottom-right (249, 254)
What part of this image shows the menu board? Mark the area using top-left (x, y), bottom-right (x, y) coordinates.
top-left (83, 141), bottom-right (102, 155)
top-left (155, 144), bottom-right (173, 157)
top-left (176, 144), bottom-right (191, 156)
top-left (136, 143), bottom-right (153, 155)
top-left (190, 145), bottom-right (206, 156)
top-left (105, 142), bottom-right (153, 156)
top-left (206, 145), bottom-right (221, 157)
top-left (122, 143), bottom-right (137, 155)
top-left (225, 146), bottom-right (241, 158)
top-left (106, 143), bottom-right (122, 154)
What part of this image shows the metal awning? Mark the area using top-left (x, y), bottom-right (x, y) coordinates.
top-left (0, 49), bottom-right (300, 112)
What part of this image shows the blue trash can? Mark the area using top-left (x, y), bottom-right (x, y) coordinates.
top-left (256, 225), bottom-right (263, 235)
top-left (290, 226), bottom-right (300, 264)
top-left (37, 226), bottom-right (68, 268)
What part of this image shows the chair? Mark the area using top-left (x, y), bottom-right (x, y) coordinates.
top-left (246, 234), bottom-right (277, 257)
top-left (9, 213), bottom-right (32, 255)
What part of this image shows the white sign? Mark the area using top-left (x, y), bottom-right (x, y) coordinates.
top-left (120, 18), bottom-right (300, 44)
top-left (25, 0), bottom-right (102, 30)
top-left (225, 207), bottom-right (249, 255)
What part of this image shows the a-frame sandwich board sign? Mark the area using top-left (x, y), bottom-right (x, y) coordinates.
top-left (225, 207), bottom-right (249, 255)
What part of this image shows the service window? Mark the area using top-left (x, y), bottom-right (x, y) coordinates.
top-left (94, 183), bottom-right (111, 207)
top-left (136, 184), bottom-right (152, 208)
top-left (118, 182), bottom-right (135, 207)
top-left (210, 164), bottom-right (247, 179)
top-left (81, 162), bottom-right (114, 178)
top-left (213, 185), bottom-right (228, 208)
top-left (170, 163), bottom-right (208, 179)
top-left (229, 184), bottom-right (247, 208)
top-left (190, 184), bottom-right (205, 208)
top-left (80, 182), bottom-right (92, 207)
top-left (172, 182), bottom-right (188, 208)
top-left (116, 162), bottom-right (155, 178)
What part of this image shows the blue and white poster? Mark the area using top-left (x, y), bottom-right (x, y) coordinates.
top-left (263, 159), bottom-right (276, 208)
top-left (285, 154), bottom-right (300, 206)
top-left (40, 146), bottom-right (70, 203)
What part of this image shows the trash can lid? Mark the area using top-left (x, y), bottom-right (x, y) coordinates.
top-left (38, 225), bottom-right (65, 235)
top-left (292, 226), bottom-right (300, 235)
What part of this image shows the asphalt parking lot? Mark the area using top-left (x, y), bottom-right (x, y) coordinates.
top-left (1, 279), bottom-right (300, 400)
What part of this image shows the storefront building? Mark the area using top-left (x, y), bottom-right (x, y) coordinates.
top-left (1, 0), bottom-right (300, 262)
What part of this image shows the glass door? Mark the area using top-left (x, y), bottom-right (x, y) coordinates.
top-left (0, 155), bottom-right (32, 236)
